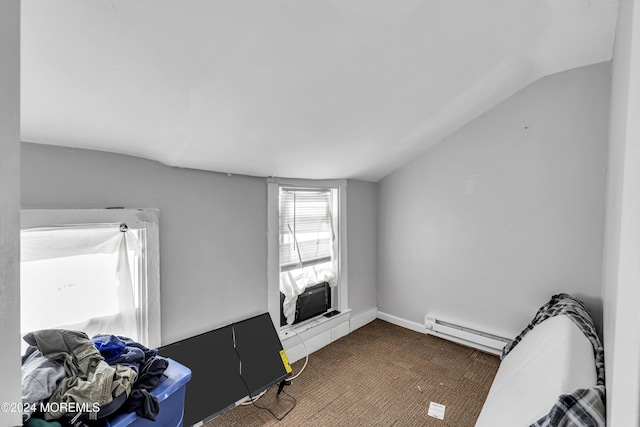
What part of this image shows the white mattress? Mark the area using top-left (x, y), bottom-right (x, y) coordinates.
top-left (475, 314), bottom-right (597, 427)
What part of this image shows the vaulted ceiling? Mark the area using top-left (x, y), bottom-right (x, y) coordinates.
top-left (20, 0), bottom-right (618, 181)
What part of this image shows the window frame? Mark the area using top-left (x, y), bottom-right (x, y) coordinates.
top-left (20, 208), bottom-right (161, 348)
top-left (267, 178), bottom-right (348, 330)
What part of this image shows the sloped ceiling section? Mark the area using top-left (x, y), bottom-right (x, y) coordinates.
top-left (21, 0), bottom-right (618, 181)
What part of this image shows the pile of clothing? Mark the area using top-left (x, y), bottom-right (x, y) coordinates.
top-left (21, 329), bottom-right (168, 427)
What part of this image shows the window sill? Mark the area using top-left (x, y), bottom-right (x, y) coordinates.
top-left (279, 309), bottom-right (351, 342)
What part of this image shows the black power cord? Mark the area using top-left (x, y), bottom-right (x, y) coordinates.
top-left (231, 324), bottom-right (297, 421)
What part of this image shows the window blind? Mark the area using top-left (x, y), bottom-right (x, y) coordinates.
top-left (279, 188), bottom-right (333, 272)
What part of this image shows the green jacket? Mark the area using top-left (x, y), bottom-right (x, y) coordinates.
top-left (23, 329), bottom-right (136, 421)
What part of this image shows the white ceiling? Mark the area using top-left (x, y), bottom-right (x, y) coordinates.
top-left (20, 0), bottom-right (618, 181)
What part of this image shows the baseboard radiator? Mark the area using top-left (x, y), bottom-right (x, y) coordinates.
top-left (424, 314), bottom-right (512, 355)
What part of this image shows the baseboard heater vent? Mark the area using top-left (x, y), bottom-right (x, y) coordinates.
top-left (424, 314), bottom-right (511, 355)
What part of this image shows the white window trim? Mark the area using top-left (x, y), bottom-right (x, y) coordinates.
top-left (21, 208), bottom-right (161, 348)
top-left (267, 178), bottom-right (348, 331)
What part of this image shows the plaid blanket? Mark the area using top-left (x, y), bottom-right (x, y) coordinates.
top-left (501, 293), bottom-right (606, 427)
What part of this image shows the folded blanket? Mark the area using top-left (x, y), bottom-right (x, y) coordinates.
top-left (532, 386), bottom-right (606, 427)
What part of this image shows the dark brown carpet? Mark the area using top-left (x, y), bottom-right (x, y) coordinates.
top-left (204, 319), bottom-right (500, 427)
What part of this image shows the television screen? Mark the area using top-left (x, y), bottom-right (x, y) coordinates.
top-left (158, 313), bottom-right (291, 426)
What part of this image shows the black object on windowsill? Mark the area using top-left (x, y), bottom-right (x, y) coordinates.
top-left (280, 282), bottom-right (332, 326)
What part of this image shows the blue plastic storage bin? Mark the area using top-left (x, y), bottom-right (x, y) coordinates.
top-left (107, 358), bottom-right (192, 427)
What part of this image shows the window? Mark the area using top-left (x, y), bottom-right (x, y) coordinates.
top-left (267, 178), bottom-right (348, 329)
top-left (20, 209), bottom-right (160, 349)
top-left (279, 187), bottom-right (337, 324)
top-left (279, 188), bottom-right (335, 272)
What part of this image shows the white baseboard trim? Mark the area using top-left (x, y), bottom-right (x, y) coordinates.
top-left (350, 307), bottom-right (378, 332)
top-left (377, 311), bottom-right (425, 334)
top-left (280, 311), bottom-right (351, 364)
top-left (282, 309), bottom-right (436, 364)
top-left (283, 329), bottom-right (331, 364)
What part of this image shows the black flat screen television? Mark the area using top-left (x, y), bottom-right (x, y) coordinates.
top-left (158, 313), bottom-right (291, 426)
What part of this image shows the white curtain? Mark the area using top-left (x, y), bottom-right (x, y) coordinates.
top-left (280, 261), bottom-right (337, 325)
top-left (20, 225), bottom-right (141, 346)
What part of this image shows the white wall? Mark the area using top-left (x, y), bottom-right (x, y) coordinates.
top-left (378, 62), bottom-right (610, 339)
top-left (21, 143), bottom-right (268, 345)
top-left (602, 0), bottom-right (640, 424)
top-left (347, 179), bottom-right (379, 316)
top-left (21, 143), bottom-right (379, 346)
top-left (0, 2), bottom-right (22, 426)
